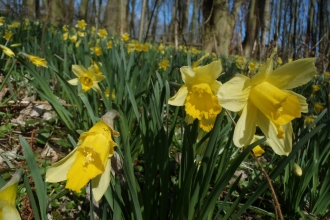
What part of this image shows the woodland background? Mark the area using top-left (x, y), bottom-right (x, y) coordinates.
top-left (1, 0), bottom-right (330, 64)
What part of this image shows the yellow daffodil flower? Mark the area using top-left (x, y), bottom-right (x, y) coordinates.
top-left (168, 61), bottom-right (222, 132)
top-left (250, 135), bottom-right (265, 157)
top-left (46, 110), bottom-right (120, 201)
top-left (107, 41), bottom-right (113, 49)
top-left (218, 54), bottom-right (316, 155)
top-left (311, 84), bottom-right (320, 92)
top-left (68, 64), bottom-right (105, 93)
top-left (19, 53), bottom-right (48, 68)
top-left (90, 61), bottom-right (103, 75)
top-left (92, 45), bottom-right (102, 56)
top-left (70, 34), bottom-right (78, 42)
top-left (288, 58), bottom-right (293, 63)
top-left (252, 145), bottom-right (265, 157)
top-left (98, 28), bottom-right (108, 38)
top-left (304, 115), bottom-right (315, 127)
top-left (104, 87), bottom-right (116, 100)
top-left (0, 44), bottom-right (15, 57)
top-left (142, 43), bottom-right (149, 52)
top-left (313, 102), bottom-right (325, 114)
top-left (62, 32), bottom-right (69, 41)
top-left (121, 33), bottom-right (130, 41)
top-left (0, 169), bottom-right (22, 220)
top-left (158, 60), bottom-right (169, 70)
top-left (3, 31), bottom-right (13, 41)
top-left (75, 20), bottom-right (87, 29)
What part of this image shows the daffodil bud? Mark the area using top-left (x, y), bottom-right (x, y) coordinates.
top-left (292, 163), bottom-right (302, 176)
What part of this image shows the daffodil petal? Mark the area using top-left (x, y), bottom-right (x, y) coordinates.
top-left (233, 102), bottom-right (257, 147)
top-left (92, 158), bottom-right (111, 202)
top-left (45, 148), bottom-right (78, 182)
top-left (72, 65), bottom-right (87, 77)
top-left (287, 90), bottom-right (308, 113)
top-left (94, 74), bottom-right (106, 82)
top-left (168, 85), bottom-right (188, 106)
top-left (181, 66), bottom-right (196, 84)
top-left (210, 80), bottom-right (222, 95)
top-left (250, 57), bottom-right (274, 86)
top-left (268, 58), bottom-right (316, 89)
top-left (67, 78), bottom-right (78, 85)
top-left (0, 202), bottom-right (21, 220)
top-left (92, 82), bottom-right (102, 93)
top-left (257, 113), bottom-right (292, 155)
top-left (0, 169), bottom-right (22, 205)
top-left (217, 75), bottom-right (251, 112)
top-left (195, 61), bottom-right (222, 83)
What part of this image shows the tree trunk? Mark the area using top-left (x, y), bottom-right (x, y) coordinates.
top-left (203, 0), bottom-right (242, 56)
top-left (138, 0), bottom-right (147, 41)
top-left (24, 0), bottom-right (35, 18)
top-left (79, 0), bottom-right (89, 20)
top-left (260, 0), bottom-right (271, 59)
top-left (189, 0), bottom-right (198, 43)
top-left (242, 0), bottom-right (257, 58)
top-left (103, 0), bottom-right (127, 35)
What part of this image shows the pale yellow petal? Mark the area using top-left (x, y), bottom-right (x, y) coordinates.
top-left (168, 85), bottom-right (188, 106)
top-left (251, 57), bottom-right (274, 86)
top-left (92, 158), bottom-right (111, 201)
top-left (0, 202), bottom-right (21, 220)
top-left (210, 80), bottom-right (222, 95)
top-left (67, 78), bottom-right (78, 85)
top-left (257, 113), bottom-right (292, 155)
top-left (94, 74), bottom-right (106, 82)
top-left (0, 169), bottom-right (22, 205)
top-left (268, 58), bottom-right (316, 89)
top-left (45, 148), bottom-right (78, 182)
top-left (195, 61), bottom-right (222, 82)
top-left (287, 90), bottom-right (308, 113)
top-left (72, 65), bottom-right (87, 77)
top-left (180, 66), bottom-right (196, 84)
top-left (233, 102), bottom-right (257, 147)
top-left (217, 75), bottom-right (251, 112)
top-left (92, 82), bottom-right (102, 93)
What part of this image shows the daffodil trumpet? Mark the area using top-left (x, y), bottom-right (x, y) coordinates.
top-left (46, 110), bottom-right (120, 201)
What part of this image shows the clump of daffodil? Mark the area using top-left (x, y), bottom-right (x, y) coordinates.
top-left (75, 19), bottom-right (87, 30)
top-left (19, 53), bottom-right (48, 68)
top-left (121, 33), bottom-right (130, 41)
top-left (0, 44), bottom-right (15, 57)
top-left (168, 60), bottom-right (222, 132)
top-left (218, 51), bottom-right (316, 155)
top-left (46, 110), bottom-right (120, 201)
top-left (68, 64), bottom-right (106, 93)
top-left (0, 169), bottom-right (22, 220)
top-left (158, 59), bottom-right (170, 70)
